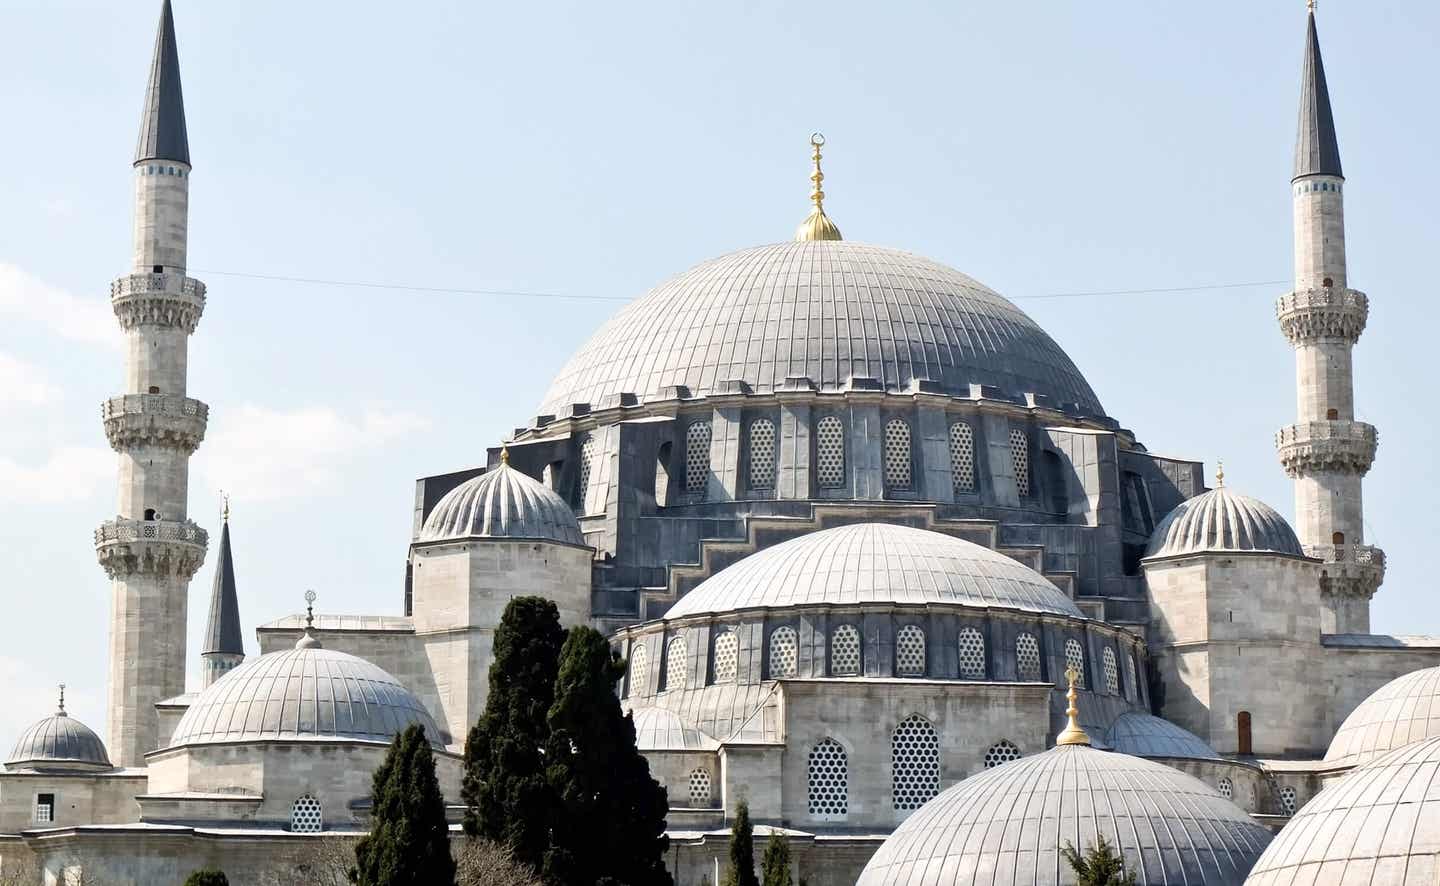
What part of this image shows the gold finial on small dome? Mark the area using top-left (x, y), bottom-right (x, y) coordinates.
top-left (795, 133), bottom-right (843, 242)
top-left (500, 445), bottom-right (510, 466)
top-left (1216, 460), bottom-right (1225, 488)
top-left (1055, 666), bottom-right (1091, 747)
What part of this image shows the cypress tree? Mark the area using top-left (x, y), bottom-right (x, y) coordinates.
top-left (760, 829), bottom-right (792, 886)
top-left (544, 626), bottom-right (671, 886)
top-left (462, 596), bottom-right (566, 871)
top-left (182, 870), bottom-right (228, 886)
top-left (1061, 835), bottom-right (1137, 886)
top-left (721, 801), bottom-right (759, 886)
top-left (353, 724), bottom-right (456, 886)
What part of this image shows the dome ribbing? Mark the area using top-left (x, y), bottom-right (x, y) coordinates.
top-left (7, 710), bottom-right (111, 771)
top-left (1145, 486), bottom-right (1305, 559)
top-left (1324, 666), bottom-right (1440, 768)
top-left (418, 460), bottom-right (585, 546)
top-left (1107, 712), bottom-right (1221, 760)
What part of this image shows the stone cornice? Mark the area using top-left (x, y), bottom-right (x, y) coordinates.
top-left (1276, 420), bottom-right (1377, 477)
top-left (102, 394), bottom-right (208, 452)
top-left (95, 518), bottom-right (208, 579)
top-left (1276, 286), bottom-right (1368, 345)
top-left (111, 273), bottom-right (206, 333)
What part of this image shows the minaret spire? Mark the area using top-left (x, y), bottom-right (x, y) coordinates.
top-left (201, 494), bottom-right (244, 687)
top-left (135, 0), bottom-right (190, 166)
top-left (1293, 6), bottom-right (1342, 180)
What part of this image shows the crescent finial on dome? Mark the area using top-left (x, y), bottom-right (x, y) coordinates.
top-left (795, 133), bottom-right (843, 242)
top-left (1056, 667), bottom-right (1091, 746)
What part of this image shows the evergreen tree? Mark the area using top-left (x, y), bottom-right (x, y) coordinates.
top-left (353, 724), bottom-right (456, 886)
top-left (462, 596), bottom-right (566, 872)
top-left (544, 626), bottom-right (671, 886)
top-left (760, 829), bottom-right (792, 886)
top-left (1061, 835), bottom-right (1137, 886)
top-left (182, 870), bottom-right (228, 886)
top-left (722, 802), bottom-right (758, 886)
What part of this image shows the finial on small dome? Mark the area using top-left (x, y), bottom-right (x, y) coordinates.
top-left (1055, 667), bottom-right (1091, 747)
top-left (297, 589), bottom-right (322, 649)
top-left (795, 133), bottom-right (843, 242)
top-left (57, 682), bottom-right (67, 716)
top-left (500, 445), bottom-right (510, 466)
top-left (1216, 460), bottom-right (1225, 487)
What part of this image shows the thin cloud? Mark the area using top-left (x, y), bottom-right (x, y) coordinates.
top-left (0, 352), bottom-right (61, 413)
top-left (0, 446), bottom-right (113, 505)
top-left (0, 263), bottom-right (117, 349)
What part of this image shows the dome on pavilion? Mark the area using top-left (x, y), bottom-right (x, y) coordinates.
top-left (1324, 666), bottom-right (1440, 768)
top-left (418, 458), bottom-right (585, 547)
top-left (1145, 486), bottom-right (1305, 559)
top-left (6, 698), bottom-right (111, 771)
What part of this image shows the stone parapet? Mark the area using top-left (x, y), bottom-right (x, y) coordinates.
top-left (1276, 286), bottom-right (1368, 345)
top-left (102, 394), bottom-right (208, 452)
top-left (1276, 421), bottom-right (1377, 477)
top-left (1309, 543), bottom-right (1385, 600)
top-left (111, 273), bottom-right (206, 332)
top-left (95, 518), bottom-right (208, 579)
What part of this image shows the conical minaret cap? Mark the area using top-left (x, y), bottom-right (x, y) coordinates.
top-left (202, 500), bottom-right (243, 656)
top-left (1293, 8), bottom-right (1342, 180)
top-left (135, 0), bottom-right (191, 165)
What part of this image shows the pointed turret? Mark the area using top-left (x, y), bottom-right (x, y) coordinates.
top-left (200, 500), bottom-right (243, 687)
top-left (1293, 9), bottom-right (1342, 180)
top-left (135, 0), bottom-right (190, 166)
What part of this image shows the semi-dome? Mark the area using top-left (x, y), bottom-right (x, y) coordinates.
top-left (664, 522), bottom-right (1083, 619)
top-left (1107, 711), bottom-right (1221, 760)
top-left (538, 240), bottom-right (1104, 419)
top-left (1145, 485), bottom-right (1305, 559)
top-left (1324, 666), bottom-right (1440, 768)
top-left (1246, 735), bottom-right (1440, 885)
top-left (6, 698), bottom-right (111, 771)
top-left (418, 457), bottom-right (585, 547)
top-left (630, 706), bottom-right (718, 751)
top-left (857, 743), bottom-right (1271, 886)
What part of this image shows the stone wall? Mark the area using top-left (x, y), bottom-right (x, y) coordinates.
top-left (0, 772), bottom-right (145, 833)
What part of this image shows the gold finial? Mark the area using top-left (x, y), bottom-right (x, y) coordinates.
top-left (1216, 460), bottom-right (1225, 488)
top-left (795, 133), bottom-right (843, 242)
top-left (221, 490), bottom-right (230, 523)
top-left (1055, 666), bottom-right (1091, 746)
top-left (57, 682), bottom-right (67, 716)
top-left (500, 445), bottom-right (510, 466)
top-left (1307, 0), bottom-right (1316, 12)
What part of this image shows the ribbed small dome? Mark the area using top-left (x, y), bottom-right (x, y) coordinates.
top-left (630, 706), bottom-right (717, 751)
top-left (1107, 712), bottom-right (1220, 760)
top-left (1145, 486), bottom-right (1304, 559)
top-left (858, 744), bottom-right (1271, 886)
top-left (6, 709), bottom-right (111, 771)
top-left (1324, 666), bottom-right (1440, 768)
top-left (418, 460), bottom-right (585, 546)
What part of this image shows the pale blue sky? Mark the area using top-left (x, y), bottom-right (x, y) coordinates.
top-left (0, 1), bottom-right (1436, 743)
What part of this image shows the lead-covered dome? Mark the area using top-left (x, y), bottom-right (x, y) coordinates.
top-left (1145, 486), bottom-right (1305, 559)
top-left (1107, 712), bottom-right (1221, 760)
top-left (630, 706), bottom-right (718, 751)
top-left (1324, 666), bottom-right (1440, 768)
top-left (6, 707), bottom-right (111, 771)
top-left (858, 743), bottom-right (1271, 886)
top-left (538, 241), bottom-right (1104, 418)
top-left (665, 522), bottom-right (1083, 619)
top-left (418, 459), bottom-right (585, 547)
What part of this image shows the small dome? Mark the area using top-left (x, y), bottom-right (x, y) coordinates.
top-left (664, 522), bottom-right (1083, 619)
top-left (1246, 735), bottom-right (1440, 885)
top-left (1324, 666), bottom-right (1440, 768)
top-left (418, 459), bottom-right (585, 546)
top-left (1107, 712), bottom-right (1221, 760)
top-left (1145, 486), bottom-right (1304, 559)
top-left (169, 640), bottom-right (444, 748)
top-left (630, 706), bottom-right (718, 751)
top-left (7, 707), bottom-right (111, 771)
top-left (858, 744), bottom-right (1271, 886)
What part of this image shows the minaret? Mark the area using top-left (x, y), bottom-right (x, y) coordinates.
top-left (95, 0), bottom-right (209, 766)
top-left (201, 496), bottom-right (243, 687)
top-left (1275, 5), bottom-right (1383, 633)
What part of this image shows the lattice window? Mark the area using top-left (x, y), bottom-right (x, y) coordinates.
top-left (290, 795), bottom-right (323, 832)
top-left (688, 768), bottom-right (712, 807)
top-left (713, 630), bottom-right (738, 683)
top-left (895, 624), bottom-right (926, 676)
top-left (1016, 633), bottom-right (1042, 682)
top-left (949, 421), bottom-right (976, 493)
top-left (1009, 429), bottom-right (1030, 497)
top-left (891, 715), bottom-right (940, 811)
top-left (1102, 647), bottom-right (1120, 695)
top-left (831, 625), bottom-right (861, 676)
top-left (1064, 639), bottom-right (1086, 687)
top-left (815, 415), bottom-right (845, 489)
top-left (575, 434), bottom-right (596, 509)
top-left (1218, 777), bottom-right (1233, 801)
top-left (1280, 786), bottom-right (1297, 816)
top-left (684, 421), bottom-right (711, 493)
top-left (628, 643), bottom-right (648, 697)
top-left (957, 627), bottom-right (986, 679)
top-left (33, 794), bottom-right (54, 824)
top-left (984, 740), bottom-right (1021, 768)
top-left (807, 738), bottom-right (849, 819)
top-left (665, 636), bottom-right (688, 690)
top-left (748, 418), bottom-right (777, 490)
top-left (883, 418), bottom-right (912, 490)
top-left (769, 626), bottom-right (798, 679)
top-left (1125, 653), bottom-right (1139, 702)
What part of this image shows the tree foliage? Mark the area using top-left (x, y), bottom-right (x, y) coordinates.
top-left (182, 871), bottom-right (228, 886)
top-left (1061, 835), bottom-right (1137, 886)
top-left (760, 829), bottom-right (792, 886)
top-left (456, 838), bottom-right (545, 886)
top-left (721, 802), bottom-right (758, 886)
top-left (353, 724), bottom-right (456, 886)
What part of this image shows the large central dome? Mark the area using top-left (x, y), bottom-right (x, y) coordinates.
top-left (539, 241), bottom-right (1103, 418)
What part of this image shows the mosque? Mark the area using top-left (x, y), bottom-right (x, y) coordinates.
top-left (2, 1), bottom-right (1438, 883)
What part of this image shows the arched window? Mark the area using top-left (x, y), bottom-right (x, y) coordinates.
top-left (654, 442), bottom-right (672, 508)
top-left (713, 630), bottom-right (738, 683)
top-left (1237, 711), bottom-right (1252, 755)
top-left (575, 434), bottom-right (596, 510)
top-left (1102, 648), bottom-right (1120, 695)
top-left (1218, 777), bottom-right (1233, 801)
top-left (628, 643), bottom-right (649, 697)
top-left (1009, 429), bottom-right (1030, 497)
top-left (1016, 633), bottom-right (1042, 682)
top-left (290, 795), bottom-right (323, 832)
top-left (984, 740), bottom-right (1021, 768)
top-left (665, 636), bottom-right (688, 691)
top-left (688, 768), bottom-right (712, 807)
top-left (895, 625), bottom-right (926, 676)
top-left (807, 738), bottom-right (849, 820)
top-left (1332, 531), bottom-right (1345, 546)
top-left (949, 421), bottom-right (975, 493)
top-left (815, 415), bottom-right (845, 489)
top-left (1125, 653), bottom-right (1139, 702)
top-left (891, 715), bottom-right (940, 811)
top-left (1064, 639), bottom-right (1086, 687)
top-left (883, 418), bottom-right (912, 490)
top-left (957, 627), bottom-right (986, 679)
top-left (1279, 786), bottom-right (1297, 816)
top-left (831, 625), bottom-right (861, 676)
top-left (684, 422), bottom-right (711, 494)
top-left (748, 418), bottom-right (777, 490)
top-left (769, 626), bottom-right (798, 679)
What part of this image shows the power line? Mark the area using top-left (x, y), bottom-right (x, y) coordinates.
top-left (1013, 280), bottom-right (1287, 301)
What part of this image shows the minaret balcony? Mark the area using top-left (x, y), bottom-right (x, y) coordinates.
top-left (1276, 287), bottom-right (1368, 345)
top-left (1275, 420), bottom-right (1377, 477)
top-left (1309, 543), bottom-right (1386, 600)
top-left (102, 394), bottom-right (208, 453)
top-left (95, 518), bottom-right (208, 580)
top-left (111, 273), bottom-right (206, 333)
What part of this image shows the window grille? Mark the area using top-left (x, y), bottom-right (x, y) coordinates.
top-left (895, 625), bottom-right (926, 676)
top-left (290, 795), bottom-right (323, 832)
top-left (688, 768), bottom-right (712, 807)
top-left (984, 740), bottom-right (1021, 768)
top-left (684, 421), bottom-right (711, 493)
top-left (628, 643), bottom-right (648, 697)
top-left (891, 715), bottom-right (940, 811)
top-left (575, 434), bottom-right (595, 509)
top-left (957, 627), bottom-right (986, 679)
top-left (1125, 653), bottom-right (1139, 702)
top-left (949, 421), bottom-right (975, 492)
top-left (831, 625), bottom-right (861, 676)
top-left (33, 794), bottom-right (54, 824)
top-left (1016, 633), bottom-right (1042, 682)
top-left (665, 636), bottom-right (688, 690)
top-left (1218, 777), bottom-right (1233, 801)
top-left (807, 739), bottom-right (849, 819)
top-left (713, 630), bottom-right (738, 683)
top-left (815, 416), bottom-right (845, 489)
top-left (1009, 429), bottom-right (1030, 497)
top-left (748, 418), bottom-right (777, 490)
top-left (769, 626), bottom-right (798, 679)
top-left (1064, 639), bottom-right (1086, 687)
top-left (1280, 786), bottom-right (1298, 816)
top-left (883, 418), bottom-right (912, 490)
top-left (1103, 647), bottom-right (1120, 695)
